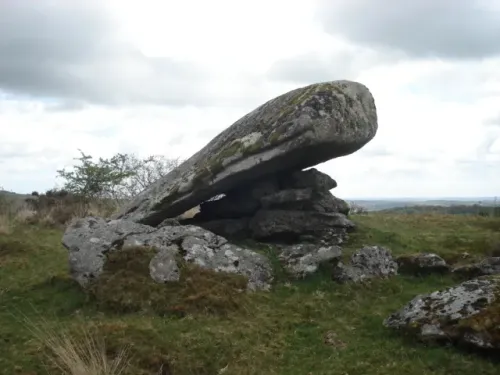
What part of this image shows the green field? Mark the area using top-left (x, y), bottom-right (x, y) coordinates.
top-left (1, 213), bottom-right (500, 375)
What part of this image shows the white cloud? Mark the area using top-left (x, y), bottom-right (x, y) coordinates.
top-left (1, 0), bottom-right (500, 199)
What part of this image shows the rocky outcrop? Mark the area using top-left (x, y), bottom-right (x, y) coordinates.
top-left (396, 253), bottom-right (449, 275)
top-left (62, 216), bottom-right (273, 291)
top-left (452, 257), bottom-right (500, 279)
top-left (332, 246), bottom-right (398, 283)
top-left (114, 80), bottom-right (377, 226)
top-left (186, 169), bottom-right (355, 245)
top-left (384, 276), bottom-right (500, 351)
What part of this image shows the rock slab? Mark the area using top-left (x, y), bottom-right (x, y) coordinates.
top-left (384, 276), bottom-right (500, 351)
top-left (452, 257), bottom-right (500, 279)
top-left (189, 168), bottom-right (355, 244)
top-left (62, 216), bottom-right (273, 291)
top-left (396, 253), bottom-right (449, 275)
top-left (277, 243), bottom-right (342, 278)
top-left (332, 246), bottom-right (398, 283)
top-left (114, 80), bottom-right (378, 226)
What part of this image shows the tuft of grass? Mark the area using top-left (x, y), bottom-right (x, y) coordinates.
top-left (345, 213), bottom-right (500, 265)
top-left (21, 314), bottom-right (131, 375)
top-left (0, 213), bottom-right (12, 234)
top-left (89, 246), bottom-right (250, 317)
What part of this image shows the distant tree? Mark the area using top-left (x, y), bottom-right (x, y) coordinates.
top-left (57, 150), bottom-right (182, 201)
top-left (107, 153), bottom-right (182, 199)
top-left (348, 202), bottom-right (368, 215)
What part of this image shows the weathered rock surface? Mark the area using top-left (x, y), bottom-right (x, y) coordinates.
top-left (332, 246), bottom-right (398, 283)
top-left (277, 243), bottom-right (342, 278)
top-left (452, 257), bottom-right (500, 279)
top-left (62, 216), bottom-right (273, 291)
top-left (249, 210), bottom-right (353, 244)
top-left (396, 253), bottom-right (449, 275)
top-left (384, 276), bottom-right (500, 351)
top-left (187, 168), bottom-right (354, 245)
top-left (114, 80), bottom-right (377, 226)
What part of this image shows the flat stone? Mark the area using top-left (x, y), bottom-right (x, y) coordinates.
top-left (114, 80), bottom-right (377, 226)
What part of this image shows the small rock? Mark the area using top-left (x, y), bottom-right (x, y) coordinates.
top-left (452, 257), bottom-right (500, 279)
top-left (278, 243), bottom-right (342, 278)
top-left (323, 330), bottom-right (347, 349)
top-left (396, 253), bottom-right (449, 275)
top-left (332, 246), bottom-right (398, 283)
top-left (384, 276), bottom-right (500, 351)
top-left (149, 245), bottom-right (180, 283)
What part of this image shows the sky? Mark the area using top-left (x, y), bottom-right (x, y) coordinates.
top-left (0, 0), bottom-right (499, 199)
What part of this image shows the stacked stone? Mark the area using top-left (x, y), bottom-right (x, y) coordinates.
top-left (186, 168), bottom-right (355, 245)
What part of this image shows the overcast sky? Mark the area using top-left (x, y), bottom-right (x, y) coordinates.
top-left (1, 0), bottom-right (499, 199)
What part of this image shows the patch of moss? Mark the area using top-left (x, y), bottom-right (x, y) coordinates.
top-left (0, 238), bottom-right (31, 259)
top-left (218, 141), bottom-right (244, 160)
top-left (156, 185), bottom-right (183, 209)
top-left (268, 130), bottom-right (282, 145)
top-left (191, 167), bottom-right (212, 188)
top-left (242, 137), bottom-right (266, 155)
top-left (88, 246), bottom-right (249, 317)
top-left (277, 85), bottom-right (318, 121)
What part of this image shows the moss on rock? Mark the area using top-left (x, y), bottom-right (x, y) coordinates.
top-left (88, 246), bottom-right (250, 317)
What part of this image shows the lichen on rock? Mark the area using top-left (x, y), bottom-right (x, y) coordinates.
top-left (384, 275), bottom-right (500, 351)
top-left (332, 246), bottom-right (398, 283)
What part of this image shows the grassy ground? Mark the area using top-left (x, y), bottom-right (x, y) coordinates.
top-left (1, 213), bottom-right (500, 375)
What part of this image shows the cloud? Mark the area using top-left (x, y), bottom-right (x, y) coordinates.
top-left (266, 41), bottom-right (402, 84)
top-left (1, 0), bottom-right (500, 199)
top-left (0, 0), bottom-right (210, 107)
top-left (316, 0), bottom-right (500, 59)
top-left (485, 114), bottom-right (500, 128)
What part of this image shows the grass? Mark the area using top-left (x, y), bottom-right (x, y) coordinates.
top-left (1, 213), bottom-right (500, 374)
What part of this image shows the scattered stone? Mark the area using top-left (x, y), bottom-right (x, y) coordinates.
top-left (332, 246), bottom-right (398, 283)
top-left (396, 253), bottom-right (449, 275)
top-left (452, 257), bottom-right (500, 279)
top-left (384, 276), bottom-right (500, 351)
top-left (62, 216), bottom-right (273, 291)
top-left (278, 243), bottom-right (342, 278)
top-left (114, 80), bottom-right (378, 226)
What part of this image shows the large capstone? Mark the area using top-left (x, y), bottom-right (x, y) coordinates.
top-left (62, 216), bottom-right (273, 291)
top-left (114, 80), bottom-right (377, 226)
